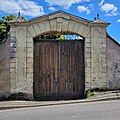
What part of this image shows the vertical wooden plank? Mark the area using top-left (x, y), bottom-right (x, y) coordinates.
top-left (38, 42), bottom-right (42, 93)
top-left (34, 41), bottom-right (40, 95)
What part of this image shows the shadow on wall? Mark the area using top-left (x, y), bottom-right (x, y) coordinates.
top-left (0, 36), bottom-right (10, 99)
top-left (0, 92), bottom-right (31, 101)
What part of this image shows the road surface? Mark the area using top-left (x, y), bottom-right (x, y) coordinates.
top-left (0, 100), bottom-right (120, 120)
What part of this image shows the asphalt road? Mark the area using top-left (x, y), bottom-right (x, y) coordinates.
top-left (0, 100), bottom-right (120, 120)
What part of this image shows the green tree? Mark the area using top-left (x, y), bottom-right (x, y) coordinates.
top-left (2, 14), bottom-right (17, 21)
top-left (0, 19), bottom-right (10, 42)
top-left (0, 13), bottom-right (26, 42)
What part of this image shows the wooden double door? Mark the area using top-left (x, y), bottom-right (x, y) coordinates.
top-left (33, 40), bottom-right (85, 100)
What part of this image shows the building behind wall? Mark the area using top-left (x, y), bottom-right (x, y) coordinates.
top-left (106, 34), bottom-right (120, 89)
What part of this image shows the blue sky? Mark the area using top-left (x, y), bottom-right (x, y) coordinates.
top-left (0, 0), bottom-right (120, 43)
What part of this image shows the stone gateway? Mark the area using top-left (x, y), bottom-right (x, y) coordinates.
top-left (0, 11), bottom-right (120, 100)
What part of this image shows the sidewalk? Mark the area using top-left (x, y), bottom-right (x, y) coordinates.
top-left (0, 90), bottom-right (120, 110)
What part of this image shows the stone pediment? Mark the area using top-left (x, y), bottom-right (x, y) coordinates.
top-left (9, 10), bottom-right (110, 29)
top-left (29, 10), bottom-right (90, 25)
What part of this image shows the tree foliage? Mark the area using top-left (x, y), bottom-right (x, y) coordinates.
top-left (0, 14), bottom-right (26, 42)
top-left (0, 18), bottom-right (10, 42)
top-left (2, 14), bottom-right (17, 22)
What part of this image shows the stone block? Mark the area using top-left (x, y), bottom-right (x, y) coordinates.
top-left (27, 25), bottom-right (36, 37)
top-left (10, 58), bottom-right (16, 63)
top-left (49, 13), bottom-right (60, 20)
top-left (27, 47), bottom-right (33, 53)
top-left (82, 27), bottom-right (90, 37)
top-left (102, 67), bottom-right (107, 73)
top-left (27, 53), bottom-right (33, 58)
top-left (27, 73), bottom-right (33, 79)
top-left (85, 67), bottom-right (91, 74)
top-left (27, 57), bottom-right (33, 63)
top-left (86, 58), bottom-right (91, 63)
top-left (10, 53), bottom-right (16, 58)
top-left (68, 20), bottom-right (75, 32)
top-left (85, 42), bottom-right (91, 48)
top-left (62, 19), bottom-right (69, 32)
top-left (10, 63), bottom-right (16, 68)
top-left (27, 67), bottom-right (33, 73)
top-left (50, 19), bottom-right (57, 31)
top-left (27, 42), bottom-right (33, 48)
top-left (10, 71), bottom-right (16, 76)
top-left (16, 27), bottom-right (26, 47)
top-left (44, 20), bottom-right (50, 32)
top-left (10, 47), bottom-right (16, 53)
top-left (49, 13), bottom-right (70, 20)
top-left (101, 48), bottom-right (106, 53)
top-left (57, 22), bottom-right (62, 32)
top-left (10, 68), bottom-right (16, 73)
top-left (61, 13), bottom-right (70, 20)
top-left (27, 30), bottom-right (32, 38)
top-left (73, 22), bottom-right (80, 33)
top-left (101, 43), bottom-right (106, 48)
top-left (57, 17), bottom-right (62, 23)
top-left (85, 47), bottom-right (91, 53)
top-left (27, 62), bottom-right (33, 68)
top-left (10, 37), bottom-right (16, 43)
top-left (33, 23), bottom-right (41, 35)
top-left (101, 54), bottom-right (107, 63)
top-left (77, 23), bottom-right (86, 36)
top-left (85, 52), bottom-right (91, 58)
top-left (26, 37), bottom-right (33, 43)
top-left (16, 47), bottom-right (26, 58)
top-left (85, 37), bottom-right (91, 42)
top-left (101, 63), bottom-right (107, 68)
top-left (39, 21), bottom-right (46, 33)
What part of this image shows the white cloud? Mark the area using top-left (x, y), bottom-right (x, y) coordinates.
top-left (99, 0), bottom-right (105, 6)
top-left (48, 7), bottom-right (57, 11)
top-left (99, 1), bottom-right (119, 16)
top-left (0, 0), bottom-right (44, 17)
top-left (45, 0), bottom-right (83, 9)
top-left (83, 0), bottom-right (90, 2)
top-left (77, 5), bottom-right (92, 14)
top-left (117, 19), bottom-right (120, 23)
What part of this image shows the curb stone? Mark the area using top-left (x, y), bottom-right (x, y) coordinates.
top-left (0, 96), bottom-right (120, 110)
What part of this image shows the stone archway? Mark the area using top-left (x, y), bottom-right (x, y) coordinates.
top-left (9, 11), bottom-right (109, 99)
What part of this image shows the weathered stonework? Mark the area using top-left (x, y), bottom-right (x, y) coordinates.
top-left (0, 37), bottom-right (10, 95)
top-left (106, 35), bottom-right (120, 89)
top-left (8, 11), bottom-right (110, 99)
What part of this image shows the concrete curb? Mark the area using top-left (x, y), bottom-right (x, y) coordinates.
top-left (0, 96), bottom-right (120, 110)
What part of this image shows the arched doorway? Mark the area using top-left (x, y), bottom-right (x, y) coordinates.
top-left (33, 32), bottom-right (85, 100)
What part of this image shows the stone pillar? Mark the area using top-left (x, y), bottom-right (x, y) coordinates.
top-left (10, 24), bottom-right (33, 99)
top-left (15, 26), bottom-right (27, 92)
top-left (90, 22), bottom-right (109, 89)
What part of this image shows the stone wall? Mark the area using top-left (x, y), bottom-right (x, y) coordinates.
top-left (106, 35), bottom-right (120, 89)
top-left (0, 37), bottom-right (10, 96)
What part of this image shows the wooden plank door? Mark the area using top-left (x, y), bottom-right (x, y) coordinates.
top-left (33, 41), bottom-right (59, 100)
top-left (58, 41), bottom-right (85, 99)
top-left (33, 40), bottom-right (85, 100)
